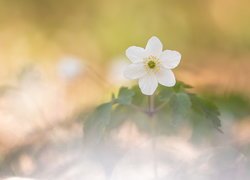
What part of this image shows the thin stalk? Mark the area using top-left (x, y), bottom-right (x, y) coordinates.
top-left (148, 95), bottom-right (158, 180)
top-left (155, 101), bottom-right (168, 112)
top-left (148, 95), bottom-right (154, 117)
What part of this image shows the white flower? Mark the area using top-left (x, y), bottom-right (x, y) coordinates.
top-left (124, 36), bottom-right (181, 95)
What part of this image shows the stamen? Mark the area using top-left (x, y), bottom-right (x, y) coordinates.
top-left (147, 60), bottom-right (156, 69)
top-left (144, 56), bottom-right (160, 72)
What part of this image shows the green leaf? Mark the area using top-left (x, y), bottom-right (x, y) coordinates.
top-left (130, 85), bottom-right (147, 105)
top-left (169, 92), bottom-right (192, 119)
top-left (173, 81), bottom-right (193, 92)
top-left (84, 102), bottom-right (113, 145)
top-left (117, 87), bottom-right (135, 105)
top-left (158, 87), bottom-right (174, 102)
top-left (204, 93), bottom-right (250, 119)
top-left (108, 105), bottom-right (131, 129)
top-left (189, 94), bottom-right (222, 132)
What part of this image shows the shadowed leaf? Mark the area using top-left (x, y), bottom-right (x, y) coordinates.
top-left (189, 94), bottom-right (222, 132)
top-left (117, 87), bottom-right (135, 105)
top-left (84, 102), bottom-right (113, 145)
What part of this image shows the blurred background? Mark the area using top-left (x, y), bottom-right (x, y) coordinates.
top-left (0, 0), bottom-right (250, 179)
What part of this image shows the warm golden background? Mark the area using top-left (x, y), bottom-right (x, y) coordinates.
top-left (0, 0), bottom-right (250, 179)
top-left (1, 0), bottom-right (250, 93)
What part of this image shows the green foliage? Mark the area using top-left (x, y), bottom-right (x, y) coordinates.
top-left (158, 87), bottom-right (174, 102)
top-left (84, 102), bottom-right (112, 145)
top-left (169, 93), bottom-right (192, 118)
top-left (203, 93), bottom-right (250, 119)
top-left (190, 94), bottom-right (222, 132)
top-left (167, 92), bottom-right (192, 129)
top-left (83, 81), bottom-right (222, 145)
top-left (173, 81), bottom-right (193, 92)
top-left (116, 87), bottom-right (135, 105)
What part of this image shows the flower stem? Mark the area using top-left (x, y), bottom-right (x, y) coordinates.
top-left (148, 95), bottom-right (158, 180)
top-left (148, 95), bottom-right (154, 117)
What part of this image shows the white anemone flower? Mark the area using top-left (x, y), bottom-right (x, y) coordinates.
top-left (124, 36), bottom-right (181, 95)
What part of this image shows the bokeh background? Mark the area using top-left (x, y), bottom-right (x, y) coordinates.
top-left (0, 0), bottom-right (250, 179)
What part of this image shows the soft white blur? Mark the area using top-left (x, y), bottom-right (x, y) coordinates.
top-left (57, 56), bottom-right (85, 81)
top-left (2, 119), bottom-right (250, 180)
top-left (4, 178), bottom-right (35, 180)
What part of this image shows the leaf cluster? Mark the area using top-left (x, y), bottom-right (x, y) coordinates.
top-left (83, 82), bottom-right (222, 145)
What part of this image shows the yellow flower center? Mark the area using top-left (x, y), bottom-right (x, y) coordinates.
top-left (147, 60), bottom-right (156, 69)
top-left (144, 56), bottom-right (160, 72)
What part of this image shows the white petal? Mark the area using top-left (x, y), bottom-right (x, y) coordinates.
top-left (145, 36), bottom-right (163, 57)
top-left (124, 63), bottom-right (146, 79)
top-left (139, 74), bottom-right (158, 95)
top-left (160, 50), bottom-right (181, 69)
top-left (156, 67), bottom-right (176, 87)
top-left (126, 46), bottom-right (145, 63)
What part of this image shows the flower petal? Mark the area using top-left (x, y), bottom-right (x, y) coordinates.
top-left (126, 46), bottom-right (145, 63)
top-left (139, 74), bottom-right (158, 95)
top-left (145, 36), bottom-right (163, 57)
top-left (160, 50), bottom-right (181, 69)
top-left (124, 63), bottom-right (147, 79)
top-left (156, 67), bottom-right (176, 87)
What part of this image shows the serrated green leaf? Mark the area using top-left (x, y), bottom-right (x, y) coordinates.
top-left (169, 92), bottom-right (192, 118)
top-left (189, 94), bottom-right (222, 132)
top-left (157, 92), bottom-right (192, 131)
top-left (204, 93), bottom-right (250, 119)
top-left (117, 87), bottom-right (135, 105)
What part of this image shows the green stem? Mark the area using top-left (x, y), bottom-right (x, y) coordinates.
top-left (148, 95), bottom-right (158, 180)
top-left (148, 95), bottom-right (154, 117)
top-left (155, 101), bottom-right (168, 112)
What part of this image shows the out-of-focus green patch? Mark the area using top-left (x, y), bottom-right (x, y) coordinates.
top-left (203, 93), bottom-right (250, 119)
top-left (0, 154), bottom-right (3, 166)
top-left (84, 102), bottom-right (113, 146)
top-left (190, 94), bottom-right (221, 131)
top-left (116, 87), bottom-right (135, 105)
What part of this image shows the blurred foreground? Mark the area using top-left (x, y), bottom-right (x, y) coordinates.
top-left (0, 72), bottom-right (249, 179)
